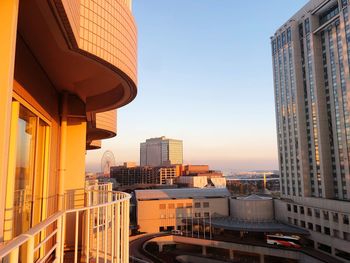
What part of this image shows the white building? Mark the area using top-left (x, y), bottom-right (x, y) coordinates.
top-left (176, 176), bottom-right (226, 188)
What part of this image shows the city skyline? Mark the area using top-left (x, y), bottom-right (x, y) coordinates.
top-left (86, 0), bottom-right (309, 173)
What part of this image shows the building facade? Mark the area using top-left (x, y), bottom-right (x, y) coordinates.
top-left (176, 165), bottom-right (226, 188)
top-left (0, 0), bottom-right (137, 262)
top-left (182, 165), bottom-right (210, 175)
top-left (176, 175), bottom-right (226, 188)
top-left (135, 188), bottom-right (230, 233)
top-left (140, 136), bottom-right (183, 166)
top-left (111, 164), bottom-right (180, 186)
top-left (272, 0), bottom-right (350, 261)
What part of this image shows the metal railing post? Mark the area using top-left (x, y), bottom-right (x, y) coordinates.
top-left (104, 205), bottom-right (108, 263)
top-left (85, 191), bottom-right (91, 263)
top-left (120, 201), bottom-right (124, 263)
top-left (56, 215), bottom-right (62, 263)
top-left (61, 213), bottom-right (66, 261)
top-left (122, 200), bottom-right (128, 263)
top-left (125, 200), bottom-right (130, 261)
top-left (96, 207), bottom-right (100, 263)
top-left (111, 195), bottom-right (115, 262)
top-left (74, 211), bottom-right (79, 263)
top-left (25, 236), bottom-right (34, 263)
top-left (8, 247), bottom-right (19, 263)
top-left (115, 200), bottom-right (120, 262)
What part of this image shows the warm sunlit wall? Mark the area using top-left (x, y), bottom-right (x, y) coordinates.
top-left (6, 36), bottom-right (62, 241)
top-left (0, 0), bottom-right (19, 242)
top-left (1, 17), bottom-right (87, 243)
top-left (95, 110), bottom-right (117, 136)
top-left (0, 2), bottom-right (136, 261)
top-left (183, 165), bottom-right (209, 174)
top-left (62, 0), bottom-right (137, 86)
top-left (137, 198), bottom-right (229, 233)
top-left (65, 119), bottom-right (87, 191)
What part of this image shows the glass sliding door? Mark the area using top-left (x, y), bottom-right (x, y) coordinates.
top-left (32, 120), bottom-right (49, 260)
top-left (6, 100), bottom-right (51, 262)
top-left (11, 103), bottom-right (50, 238)
top-left (32, 120), bottom-right (48, 228)
top-left (13, 105), bottom-right (37, 237)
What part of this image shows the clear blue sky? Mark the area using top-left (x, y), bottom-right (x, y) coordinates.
top-left (86, 0), bottom-right (308, 174)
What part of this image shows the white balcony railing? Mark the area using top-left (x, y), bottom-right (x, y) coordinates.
top-left (0, 183), bottom-right (131, 263)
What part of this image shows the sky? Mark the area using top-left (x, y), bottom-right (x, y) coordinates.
top-left (85, 0), bottom-right (309, 174)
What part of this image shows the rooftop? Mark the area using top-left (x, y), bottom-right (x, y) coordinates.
top-left (236, 194), bottom-right (272, 201)
top-left (274, 0), bottom-right (325, 34)
top-left (135, 188), bottom-right (230, 200)
top-left (203, 216), bottom-right (309, 235)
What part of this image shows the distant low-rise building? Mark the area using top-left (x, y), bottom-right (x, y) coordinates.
top-left (110, 164), bottom-right (181, 186)
top-left (182, 165), bottom-right (209, 175)
top-left (123, 162), bottom-right (137, 168)
top-left (176, 175), bottom-right (226, 188)
top-left (135, 188), bottom-right (230, 233)
top-left (177, 176), bottom-right (208, 188)
top-left (111, 165), bottom-right (155, 186)
top-left (226, 175), bottom-right (280, 195)
top-left (176, 165), bottom-right (226, 188)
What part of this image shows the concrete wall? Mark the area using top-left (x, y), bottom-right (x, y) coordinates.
top-left (230, 198), bottom-right (274, 221)
top-left (148, 235), bottom-right (325, 263)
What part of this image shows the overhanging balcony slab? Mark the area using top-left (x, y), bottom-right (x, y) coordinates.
top-left (17, 0), bottom-right (137, 113)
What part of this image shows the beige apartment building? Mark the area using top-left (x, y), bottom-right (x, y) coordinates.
top-left (0, 0), bottom-right (137, 261)
top-left (272, 0), bottom-right (350, 261)
top-left (140, 136), bottom-right (183, 166)
top-left (135, 188), bottom-right (230, 233)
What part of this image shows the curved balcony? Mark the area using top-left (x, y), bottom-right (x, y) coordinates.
top-left (0, 183), bottom-right (131, 263)
top-left (87, 140), bottom-right (102, 150)
top-left (17, 0), bottom-right (137, 113)
top-left (87, 110), bottom-right (117, 148)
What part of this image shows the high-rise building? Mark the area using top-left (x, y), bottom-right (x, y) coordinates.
top-left (0, 0), bottom-right (137, 261)
top-left (272, 0), bottom-right (350, 260)
top-left (140, 136), bottom-right (183, 166)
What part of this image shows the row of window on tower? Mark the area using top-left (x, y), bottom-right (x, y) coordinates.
top-left (272, 28), bottom-right (292, 54)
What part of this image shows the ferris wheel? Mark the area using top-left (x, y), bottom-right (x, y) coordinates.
top-left (101, 150), bottom-right (116, 175)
